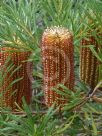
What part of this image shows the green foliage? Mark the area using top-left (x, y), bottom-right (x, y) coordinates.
top-left (0, 0), bottom-right (41, 51)
top-left (0, 0), bottom-right (102, 136)
top-left (0, 99), bottom-right (75, 136)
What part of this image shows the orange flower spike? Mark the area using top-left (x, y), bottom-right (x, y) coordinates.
top-left (80, 36), bottom-right (99, 90)
top-left (0, 47), bottom-right (32, 110)
top-left (41, 26), bottom-right (75, 108)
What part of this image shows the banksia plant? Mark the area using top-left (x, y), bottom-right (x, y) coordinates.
top-left (41, 26), bottom-right (75, 107)
top-left (79, 35), bottom-right (99, 90)
top-left (0, 47), bottom-right (32, 110)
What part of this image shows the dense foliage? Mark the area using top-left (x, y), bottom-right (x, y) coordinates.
top-left (0, 0), bottom-right (102, 136)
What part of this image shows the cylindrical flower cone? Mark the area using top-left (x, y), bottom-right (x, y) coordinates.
top-left (79, 36), bottom-right (99, 90)
top-left (41, 26), bottom-right (75, 108)
top-left (0, 47), bottom-right (32, 110)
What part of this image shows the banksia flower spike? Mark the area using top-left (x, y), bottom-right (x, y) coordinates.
top-left (0, 47), bottom-right (32, 110)
top-left (79, 35), bottom-right (99, 90)
top-left (41, 26), bottom-right (75, 107)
